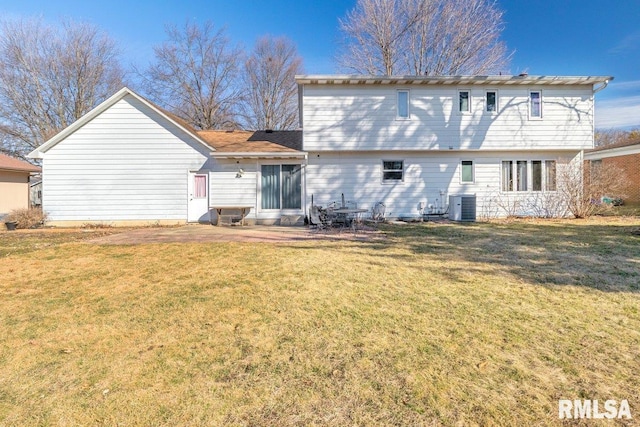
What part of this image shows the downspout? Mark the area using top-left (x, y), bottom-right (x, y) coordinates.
top-left (591, 78), bottom-right (611, 149)
top-left (593, 79), bottom-right (610, 94)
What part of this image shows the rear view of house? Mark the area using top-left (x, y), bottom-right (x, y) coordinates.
top-left (0, 153), bottom-right (41, 219)
top-left (297, 74), bottom-right (612, 219)
top-left (29, 74), bottom-right (612, 226)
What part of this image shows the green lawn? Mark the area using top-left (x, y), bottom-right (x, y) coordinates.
top-left (1, 219), bottom-right (639, 426)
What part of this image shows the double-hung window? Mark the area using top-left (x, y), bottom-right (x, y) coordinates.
top-left (397, 90), bottom-right (409, 119)
top-left (530, 91), bottom-right (542, 118)
top-left (382, 160), bottom-right (404, 182)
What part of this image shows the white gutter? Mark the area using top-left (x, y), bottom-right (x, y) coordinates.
top-left (593, 78), bottom-right (611, 94)
top-left (210, 151), bottom-right (307, 159)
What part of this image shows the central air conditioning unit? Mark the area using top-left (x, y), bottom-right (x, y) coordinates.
top-left (448, 195), bottom-right (476, 222)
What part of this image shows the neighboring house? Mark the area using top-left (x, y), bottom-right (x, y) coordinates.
top-left (29, 75), bottom-right (611, 226)
top-left (297, 74), bottom-right (611, 219)
top-left (584, 140), bottom-right (640, 204)
top-left (0, 153), bottom-right (41, 219)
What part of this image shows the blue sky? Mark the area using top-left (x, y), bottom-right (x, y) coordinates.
top-left (1, 0), bottom-right (639, 129)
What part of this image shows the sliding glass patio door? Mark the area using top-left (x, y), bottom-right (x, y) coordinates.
top-left (261, 164), bottom-right (301, 210)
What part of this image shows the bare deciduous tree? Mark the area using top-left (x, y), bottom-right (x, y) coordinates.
top-left (338, 0), bottom-right (511, 76)
top-left (140, 21), bottom-right (242, 130)
top-left (595, 128), bottom-right (640, 147)
top-left (241, 36), bottom-right (303, 130)
top-left (559, 159), bottom-right (628, 218)
top-left (0, 18), bottom-right (125, 157)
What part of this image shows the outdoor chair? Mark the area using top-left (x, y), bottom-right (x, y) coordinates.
top-left (368, 202), bottom-right (386, 223)
top-left (309, 205), bottom-right (332, 231)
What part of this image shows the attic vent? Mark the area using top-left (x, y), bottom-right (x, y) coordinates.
top-left (518, 72), bottom-right (528, 77)
top-left (265, 129), bottom-right (273, 133)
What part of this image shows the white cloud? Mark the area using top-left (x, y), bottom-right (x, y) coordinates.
top-left (607, 80), bottom-right (640, 91)
top-left (608, 31), bottom-right (640, 55)
top-left (596, 96), bottom-right (640, 129)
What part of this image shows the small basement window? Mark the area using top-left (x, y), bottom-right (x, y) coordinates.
top-left (382, 160), bottom-right (404, 182)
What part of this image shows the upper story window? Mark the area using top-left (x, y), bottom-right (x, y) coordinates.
top-left (459, 91), bottom-right (470, 113)
top-left (530, 91), bottom-right (542, 118)
top-left (486, 91), bottom-right (497, 113)
top-left (382, 160), bottom-right (404, 182)
top-left (461, 160), bottom-right (474, 183)
top-left (397, 90), bottom-right (409, 119)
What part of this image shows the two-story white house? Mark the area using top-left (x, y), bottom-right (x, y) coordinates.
top-left (29, 74), bottom-right (611, 226)
top-left (298, 74), bottom-right (611, 219)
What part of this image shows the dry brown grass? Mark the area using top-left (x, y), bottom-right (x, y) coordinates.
top-left (0, 218), bottom-right (639, 425)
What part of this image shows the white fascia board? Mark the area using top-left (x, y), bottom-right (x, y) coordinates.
top-left (584, 144), bottom-right (640, 160)
top-left (210, 151), bottom-right (307, 159)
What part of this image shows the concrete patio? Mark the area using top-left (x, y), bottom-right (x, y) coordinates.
top-left (88, 224), bottom-right (385, 244)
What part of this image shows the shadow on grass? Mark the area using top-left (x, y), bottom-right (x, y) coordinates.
top-left (290, 220), bottom-right (640, 293)
top-left (378, 221), bottom-right (640, 293)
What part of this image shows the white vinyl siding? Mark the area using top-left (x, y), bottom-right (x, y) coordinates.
top-left (42, 95), bottom-right (208, 222)
top-left (306, 151), bottom-right (577, 220)
top-left (301, 85), bottom-right (594, 151)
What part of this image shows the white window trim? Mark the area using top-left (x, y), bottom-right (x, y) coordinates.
top-left (458, 90), bottom-right (471, 114)
top-left (396, 89), bottom-right (410, 120)
top-left (529, 90), bottom-right (543, 120)
top-left (460, 160), bottom-right (475, 184)
top-left (485, 89), bottom-right (499, 114)
top-left (381, 160), bottom-right (405, 184)
top-left (500, 159), bottom-right (558, 193)
top-left (258, 162), bottom-right (304, 212)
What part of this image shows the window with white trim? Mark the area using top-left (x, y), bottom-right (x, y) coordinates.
top-left (530, 91), bottom-right (542, 118)
top-left (545, 160), bottom-right (556, 191)
top-left (516, 161), bottom-right (528, 191)
top-left (382, 160), bottom-right (404, 182)
top-left (261, 164), bottom-right (302, 209)
top-left (459, 90), bottom-right (470, 113)
top-left (397, 90), bottom-right (409, 119)
top-left (501, 161), bottom-right (513, 191)
top-left (486, 91), bottom-right (497, 112)
top-left (461, 160), bottom-right (474, 183)
top-left (502, 160), bottom-right (557, 192)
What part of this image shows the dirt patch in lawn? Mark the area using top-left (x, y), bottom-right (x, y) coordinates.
top-left (86, 224), bottom-right (385, 244)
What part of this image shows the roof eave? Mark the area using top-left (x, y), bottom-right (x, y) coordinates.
top-left (294, 74), bottom-right (614, 86)
top-left (210, 151), bottom-right (307, 159)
